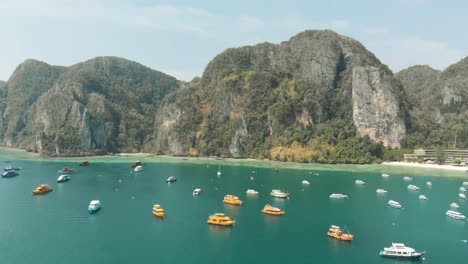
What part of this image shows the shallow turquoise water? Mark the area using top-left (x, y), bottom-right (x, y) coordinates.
top-left (0, 156), bottom-right (467, 263)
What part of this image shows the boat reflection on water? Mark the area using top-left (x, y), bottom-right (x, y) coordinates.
top-left (208, 224), bottom-right (232, 235)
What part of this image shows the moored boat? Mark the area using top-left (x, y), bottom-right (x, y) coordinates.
top-left (450, 202), bottom-right (459, 208)
top-left (246, 189), bottom-right (258, 195)
top-left (418, 194), bottom-right (428, 200)
top-left (152, 204), bottom-right (165, 218)
top-left (57, 174), bottom-right (70, 183)
top-left (134, 165), bottom-right (143, 172)
top-left (207, 213), bottom-right (235, 226)
top-left (446, 210), bottom-right (466, 220)
top-left (327, 225), bottom-right (353, 241)
top-left (355, 180), bottom-right (365, 185)
top-left (426, 181), bottom-right (432, 186)
top-left (79, 160), bottom-right (89, 166)
top-left (460, 187), bottom-right (466, 192)
top-left (166, 176), bottom-right (176, 183)
top-left (463, 181), bottom-right (468, 186)
top-left (223, 195), bottom-right (242, 205)
top-left (270, 189), bottom-right (289, 198)
top-left (193, 188), bottom-right (201, 195)
top-left (380, 243), bottom-right (424, 259)
top-left (216, 165), bottom-right (221, 176)
top-left (1, 170), bottom-right (19, 178)
top-left (131, 161), bottom-right (142, 168)
top-left (3, 166), bottom-right (22, 172)
top-left (302, 180), bottom-right (310, 185)
top-left (407, 184), bottom-right (420, 191)
top-left (459, 193), bottom-right (466, 200)
top-left (88, 200), bottom-right (101, 214)
top-left (381, 173), bottom-right (390, 177)
top-left (261, 204), bottom-right (285, 216)
top-left (329, 193), bottom-right (348, 199)
top-left (388, 200), bottom-right (402, 209)
top-left (376, 189), bottom-right (388, 194)
top-left (58, 167), bottom-right (75, 174)
top-left (403, 176), bottom-right (412, 181)
top-left (32, 184), bottom-right (53, 195)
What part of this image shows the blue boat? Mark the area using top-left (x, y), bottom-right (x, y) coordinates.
top-left (2, 170), bottom-right (19, 178)
top-left (88, 200), bottom-right (101, 214)
top-left (3, 166), bottom-right (22, 172)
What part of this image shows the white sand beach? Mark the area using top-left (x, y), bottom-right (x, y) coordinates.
top-left (382, 161), bottom-right (468, 172)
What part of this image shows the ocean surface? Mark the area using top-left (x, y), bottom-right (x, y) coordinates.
top-left (1, 155), bottom-right (467, 263)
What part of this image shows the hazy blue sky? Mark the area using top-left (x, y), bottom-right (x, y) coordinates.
top-left (1, 0), bottom-right (467, 81)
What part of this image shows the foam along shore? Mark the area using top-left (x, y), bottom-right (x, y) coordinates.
top-left (382, 162), bottom-right (468, 172)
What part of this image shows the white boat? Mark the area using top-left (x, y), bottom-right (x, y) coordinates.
top-left (381, 173), bottom-right (390, 177)
top-left (426, 181), bottom-right (432, 186)
top-left (446, 210), bottom-right (466, 220)
top-left (388, 200), bottom-right (402, 209)
top-left (217, 165), bottom-right (221, 176)
top-left (450, 202), bottom-right (459, 208)
top-left (57, 174), bottom-right (70, 183)
top-left (246, 189), bottom-right (258, 195)
top-left (270, 189), bottom-right (289, 198)
top-left (403, 176), bottom-right (412, 181)
top-left (407, 184), bottom-right (419, 191)
top-left (193, 188), bottom-right (201, 195)
top-left (88, 200), bottom-right (101, 214)
top-left (329, 193), bottom-right (348, 199)
top-left (302, 180), bottom-right (310, 185)
top-left (379, 243), bottom-right (424, 259)
top-left (355, 180), bottom-right (365, 185)
top-left (134, 165), bottom-right (143, 172)
top-left (463, 181), bottom-right (468, 186)
top-left (418, 194), bottom-right (428, 200)
top-left (460, 187), bottom-right (466, 192)
top-left (459, 193), bottom-right (466, 199)
top-left (376, 189), bottom-right (388, 194)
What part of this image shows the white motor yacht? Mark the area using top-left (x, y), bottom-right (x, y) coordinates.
top-left (376, 189), bottom-right (388, 194)
top-left (388, 200), bottom-right (402, 209)
top-left (270, 189), bottom-right (289, 198)
top-left (302, 180), bottom-right (310, 185)
top-left (381, 173), bottom-right (390, 177)
top-left (193, 188), bottom-right (201, 195)
top-left (418, 194), bottom-right (428, 200)
top-left (329, 193), bottom-right (348, 199)
top-left (407, 184), bottom-right (419, 191)
top-left (403, 176), bottom-right (412, 181)
top-left (459, 193), bottom-right (466, 200)
top-left (246, 189), bottom-right (258, 195)
top-left (426, 181), bottom-right (432, 186)
top-left (463, 181), bottom-right (468, 186)
top-left (450, 202), bottom-right (459, 208)
top-left (446, 210), bottom-right (466, 220)
top-left (459, 187), bottom-right (466, 192)
top-left (380, 243), bottom-right (424, 259)
top-left (355, 180), bottom-right (365, 185)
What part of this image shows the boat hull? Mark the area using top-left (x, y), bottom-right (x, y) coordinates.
top-left (261, 209), bottom-right (284, 216)
top-left (327, 232), bottom-right (353, 241)
top-left (207, 220), bottom-right (235, 226)
top-left (380, 251), bottom-right (423, 259)
top-left (32, 190), bottom-right (52, 195)
top-left (88, 207), bottom-right (101, 214)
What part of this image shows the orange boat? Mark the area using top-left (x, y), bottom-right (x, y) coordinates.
top-left (32, 184), bottom-right (53, 195)
top-left (223, 195), bottom-right (242, 205)
top-left (261, 204), bottom-right (285, 216)
top-left (327, 225), bottom-right (353, 241)
top-left (207, 213), bottom-right (235, 226)
top-left (152, 204), bottom-right (164, 218)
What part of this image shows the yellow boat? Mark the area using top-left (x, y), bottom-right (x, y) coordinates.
top-left (261, 204), bottom-right (285, 216)
top-left (32, 184), bottom-right (53, 195)
top-left (207, 213), bottom-right (235, 226)
top-left (152, 204), bottom-right (165, 218)
top-left (327, 225), bottom-right (353, 241)
top-left (223, 194), bottom-right (242, 205)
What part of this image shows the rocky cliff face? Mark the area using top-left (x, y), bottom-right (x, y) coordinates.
top-left (0, 57), bottom-right (182, 156)
top-left (153, 30), bottom-right (408, 158)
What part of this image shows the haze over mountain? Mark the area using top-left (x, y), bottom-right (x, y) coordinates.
top-left (0, 30), bottom-right (466, 160)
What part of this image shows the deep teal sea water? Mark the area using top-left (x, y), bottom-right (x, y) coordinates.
top-left (0, 155), bottom-right (467, 263)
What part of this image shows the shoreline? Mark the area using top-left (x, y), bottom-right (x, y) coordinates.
top-left (1, 147), bottom-right (467, 177)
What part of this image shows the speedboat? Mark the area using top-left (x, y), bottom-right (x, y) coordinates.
top-left (459, 193), bottom-right (466, 200)
top-left (57, 174), bottom-right (70, 183)
top-left (134, 165), bottom-right (143, 172)
top-left (403, 176), bottom-right (412, 181)
top-left (426, 181), bottom-right (432, 186)
top-left (88, 200), bottom-right (101, 214)
top-left (166, 176), bottom-right (176, 183)
top-left (388, 200), bottom-right (402, 209)
top-left (152, 204), bottom-right (164, 218)
top-left (380, 243), bottom-right (424, 259)
top-left (58, 167), bottom-right (75, 174)
top-left (446, 210), bottom-right (466, 220)
top-left (246, 189), bottom-right (258, 195)
top-left (1, 170), bottom-right (19, 178)
top-left (418, 194), bottom-right (428, 200)
top-left (329, 193), bottom-right (348, 199)
top-left (327, 225), bottom-right (353, 241)
top-left (381, 173), bottom-right (390, 177)
top-left (223, 195), bottom-right (242, 205)
top-left (376, 189), bottom-right (388, 194)
top-left (355, 180), bottom-right (365, 185)
top-left (3, 166), bottom-right (22, 172)
top-left (270, 189), bottom-right (289, 198)
top-left (32, 184), bottom-right (53, 195)
top-left (302, 180), bottom-right (310, 185)
top-left (450, 202), bottom-right (459, 208)
top-left (207, 213), bottom-right (235, 226)
top-left (193, 188), bottom-right (201, 195)
top-left (407, 184), bottom-right (419, 191)
top-left (261, 204), bottom-right (285, 216)
top-left (460, 187), bottom-right (466, 192)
